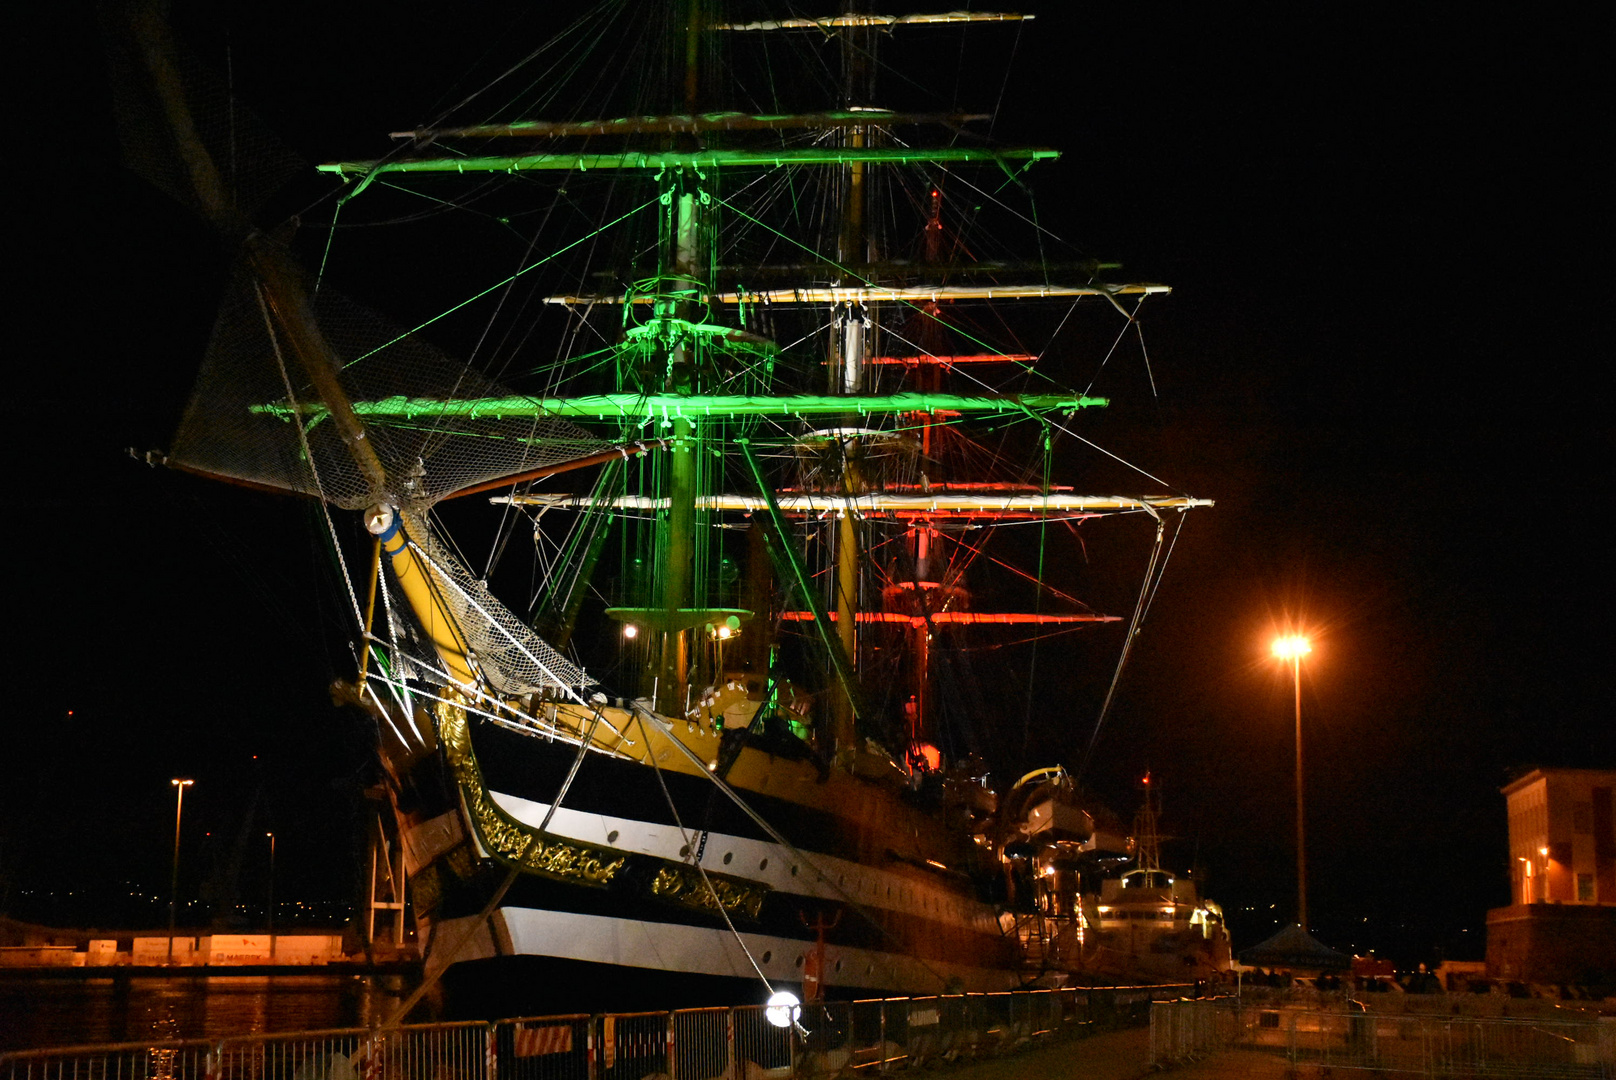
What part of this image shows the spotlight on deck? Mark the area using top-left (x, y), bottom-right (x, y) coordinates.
top-left (765, 990), bottom-right (801, 1029)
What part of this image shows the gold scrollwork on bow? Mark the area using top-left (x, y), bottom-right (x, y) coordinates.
top-left (650, 864), bottom-right (768, 920)
top-left (434, 695), bottom-right (626, 888)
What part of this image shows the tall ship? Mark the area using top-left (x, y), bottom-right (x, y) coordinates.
top-left (118, 0), bottom-right (1215, 1012)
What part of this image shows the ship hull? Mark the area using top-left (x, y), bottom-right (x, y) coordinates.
top-left (383, 709), bottom-right (1021, 1014)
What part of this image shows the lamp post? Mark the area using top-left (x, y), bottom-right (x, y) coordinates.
top-left (266, 831), bottom-right (276, 961)
top-left (266, 832), bottom-right (276, 932)
top-left (168, 778), bottom-right (194, 963)
top-left (1271, 635), bottom-right (1312, 930)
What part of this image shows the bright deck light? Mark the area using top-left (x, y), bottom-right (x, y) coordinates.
top-left (765, 990), bottom-right (801, 1028)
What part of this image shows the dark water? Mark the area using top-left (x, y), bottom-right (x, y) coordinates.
top-left (0, 973), bottom-right (431, 1052)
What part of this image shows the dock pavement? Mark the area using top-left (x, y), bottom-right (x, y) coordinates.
top-left (940, 1026), bottom-right (1293, 1080)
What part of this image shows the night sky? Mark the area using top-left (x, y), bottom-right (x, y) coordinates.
top-left (6, 2), bottom-right (1606, 970)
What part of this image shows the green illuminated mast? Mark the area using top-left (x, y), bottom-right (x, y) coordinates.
top-left (279, 1), bottom-right (1207, 774)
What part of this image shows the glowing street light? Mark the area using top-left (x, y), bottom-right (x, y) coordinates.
top-left (168, 778), bottom-right (194, 963)
top-left (1271, 635), bottom-right (1312, 930)
top-left (1271, 635), bottom-right (1312, 662)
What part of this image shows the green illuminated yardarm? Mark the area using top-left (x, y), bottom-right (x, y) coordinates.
top-left (317, 146), bottom-right (1059, 178)
top-left (254, 392), bottom-right (1106, 423)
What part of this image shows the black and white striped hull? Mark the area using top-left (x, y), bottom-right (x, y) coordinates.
top-left (394, 714), bottom-right (1020, 1009)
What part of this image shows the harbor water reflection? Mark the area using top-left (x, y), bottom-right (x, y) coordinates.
top-left (0, 973), bottom-right (429, 1051)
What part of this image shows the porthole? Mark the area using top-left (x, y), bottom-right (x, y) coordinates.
top-left (835, 959), bottom-right (843, 972)
top-left (723, 852), bottom-right (733, 865)
top-left (679, 844), bottom-right (690, 857)
top-left (762, 950), bottom-right (772, 964)
top-left (795, 955), bottom-right (804, 968)
top-left (607, 830), bottom-right (619, 844)
top-left (791, 865), bottom-right (799, 876)
top-left (759, 858), bottom-right (769, 871)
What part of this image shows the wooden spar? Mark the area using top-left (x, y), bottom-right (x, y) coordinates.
top-left (436, 441), bottom-right (664, 501)
top-left (780, 611), bottom-right (1120, 625)
top-left (121, 0), bottom-right (389, 495)
top-left (497, 492), bottom-right (1213, 515)
top-left (390, 112), bottom-right (992, 140)
top-left (713, 12), bottom-right (1034, 30)
top-left (247, 242), bottom-right (389, 495)
top-left (547, 283), bottom-right (1165, 305)
top-left (864, 354), bottom-right (1036, 365)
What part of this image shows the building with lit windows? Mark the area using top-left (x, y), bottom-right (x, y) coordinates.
top-left (1486, 768), bottom-right (1616, 984)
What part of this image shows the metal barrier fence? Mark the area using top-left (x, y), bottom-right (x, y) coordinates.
top-left (1150, 998), bottom-right (1616, 1078)
top-left (1, 985), bottom-right (1186, 1080)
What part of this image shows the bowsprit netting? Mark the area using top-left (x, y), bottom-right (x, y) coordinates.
top-left (402, 524), bottom-right (593, 696)
top-left (168, 257), bottom-right (610, 512)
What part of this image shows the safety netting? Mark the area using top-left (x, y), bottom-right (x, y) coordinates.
top-left (168, 256), bottom-right (610, 512)
top-left (399, 523), bottom-right (592, 695)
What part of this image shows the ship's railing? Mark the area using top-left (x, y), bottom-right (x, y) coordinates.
top-left (1149, 997), bottom-right (1616, 1077)
top-left (0, 985), bottom-right (1188, 1080)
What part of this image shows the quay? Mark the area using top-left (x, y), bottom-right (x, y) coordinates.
top-left (944, 1027), bottom-right (1286, 1080)
top-left (1, 916), bottom-right (415, 973)
top-left (0, 985), bottom-right (1181, 1078)
top-left (8, 987), bottom-right (1611, 1080)
top-left (0, 960), bottom-right (419, 979)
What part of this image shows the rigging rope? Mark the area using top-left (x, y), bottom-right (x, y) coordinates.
top-left (624, 699), bottom-right (952, 993)
top-left (633, 710), bottom-right (778, 995)
top-left (255, 283), bottom-right (366, 631)
top-left (338, 197), bottom-right (659, 372)
top-left (1019, 427), bottom-right (1053, 759)
top-left (1045, 415), bottom-right (1183, 493)
top-left (1076, 514), bottom-right (1168, 782)
top-left (714, 194), bottom-right (1066, 389)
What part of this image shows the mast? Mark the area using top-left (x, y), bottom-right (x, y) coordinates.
top-left (657, 0), bottom-right (707, 714)
top-left (300, 7), bottom-right (1211, 771)
top-left (1134, 775), bottom-right (1162, 879)
top-left (902, 186), bottom-right (950, 760)
top-left (830, 0), bottom-right (876, 755)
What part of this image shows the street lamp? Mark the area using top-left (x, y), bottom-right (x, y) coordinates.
top-left (1271, 635), bottom-right (1312, 930)
top-left (168, 778), bottom-right (194, 963)
top-left (266, 832), bottom-right (276, 933)
top-left (266, 831), bottom-right (276, 961)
